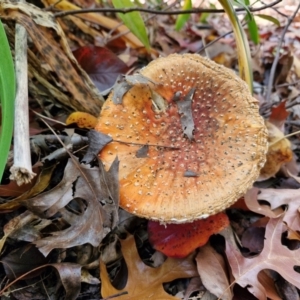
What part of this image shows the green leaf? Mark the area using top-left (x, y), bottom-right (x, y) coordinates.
top-left (247, 16), bottom-right (260, 44)
top-left (256, 14), bottom-right (280, 26)
top-left (0, 20), bottom-right (16, 182)
top-left (112, 0), bottom-right (150, 50)
top-left (175, 0), bottom-right (192, 31)
top-left (199, 3), bottom-right (216, 23)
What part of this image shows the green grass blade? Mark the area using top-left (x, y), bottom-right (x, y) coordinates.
top-left (112, 0), bottom-right (150, 50)
top-left (175, 0), bottom-right (192, 31)
top-left (0, 20), bottom-right (16, 182)
top-left (218, 0), bottom-right (253, 93)
top-left (247, 16), bottom-right (260, 44)
top-left (256, 14), bottom-right (280, 26)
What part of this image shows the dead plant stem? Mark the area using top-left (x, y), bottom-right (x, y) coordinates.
top-left (9, 0), bottom-right (36, 185)
top-left (265, 2), bottom-right (300, 102)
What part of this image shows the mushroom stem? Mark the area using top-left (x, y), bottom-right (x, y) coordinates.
top-left (9, 10), bottom-right (36, 185)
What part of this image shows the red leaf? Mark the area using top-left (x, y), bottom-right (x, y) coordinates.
top-left (148, 213), bottom-right (229, 258)
top-left (269, 100), bottom-right (289, 128)
top-left (73, 46), bottom-right (129, 92)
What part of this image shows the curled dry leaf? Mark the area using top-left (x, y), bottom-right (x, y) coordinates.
top-left (0, 163), bottom-right (56, 212)
top-left (21, 157), bottom-right (119, 256)
top-left (259, 121), bottom-right (293, 180)
top-left (2, 244), bottom-right (49, 280)
top-left (148, 213), bottom-right (229, 258)
top-left (100, 235), bottom-right (198, 300)
top-left (226, 216), bottom-right (300, 300)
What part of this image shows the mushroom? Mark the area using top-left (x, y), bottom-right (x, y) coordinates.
top-left (95, 53), bottom-right (268, 224)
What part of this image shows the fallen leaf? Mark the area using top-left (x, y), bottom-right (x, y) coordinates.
top-left (111, 74), bottom-right (156, 104)
top-left (0, 163), bottom-right (56, 212)
top-left (175, 88), bottom-right (195, 141)
top-left (0, 167), bottom-right (40, 197)
top-left (269, 100), bottom-right (289, 129)
top-left (100, 235), bottom-right (198, 299)
top-left (0, 2), bottom-right (104, 114)
top-left (82, 130), bottom-right (113, 164)
top-left (73, 46), bottom-right (129, 92)
top-left (257, 271), bottom-right (282, 300)
top-left (241, 227), bottom-right (265, 253)
top-left (183, 277), bottom-right (203, 300)
top-left (245, 187), bottom-right (300, 231)
top-left (259, 121), bottom-right (293, 180)
top-left (50, 263), bottom-right (82, 300)
top-left (24, 157), bottom-right (119, 256)
top-left (226, 216), bottom-right (300, 300)
top-left (2, 244), bottom-right (49, 280)
top-left (0, 211), bottom-right (41, 253)
top-left (244, 188), bottom-right (281, 219)
top-left (196, 244), bottom-right (232, 300)
top-left (148, 213), bottom-right (229, 258)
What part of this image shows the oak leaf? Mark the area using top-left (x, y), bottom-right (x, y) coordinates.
top-left (226, 216), bottom-right (300, 300)
top-left (26, 158), bottom-right (119, 256)
top-left (245, 188), bottom-right (300, 231)
top-left (100, 235), bottom-right (198, 299)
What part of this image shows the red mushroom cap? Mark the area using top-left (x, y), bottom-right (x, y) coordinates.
top-left (95, 54), bottom-right (268, 223)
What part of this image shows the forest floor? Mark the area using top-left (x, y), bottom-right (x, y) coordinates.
top-left (1, 0), bottom-right (300, 299)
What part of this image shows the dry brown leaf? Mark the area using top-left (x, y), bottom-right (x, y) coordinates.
top-left (226, 216), bottom-right (300, 300)
top-left (257, 271), bottom-right (282, 300)
top-left (244, 188), bottom-right (281, 219)
top-left (0, 164), bottom-right (56, 212)
top-left (245, 187), bottom-right (300, 231)
top-left (259, 121), bottom-right (293, 180)
top-left (0, 0), bottom-right (104, 114)
top-left (0, 211), bottom-right (37, 253)
top-left (24, 157), bottom-right (119, 256)
top-left (196, 244), bottom-right (232, 300)
top-left (100, 235), bottom-right (198, 300)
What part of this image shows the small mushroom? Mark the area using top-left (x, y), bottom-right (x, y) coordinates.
top-left (95, 54), bottom-right (268, 224)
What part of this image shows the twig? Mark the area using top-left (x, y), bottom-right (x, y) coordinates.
top-left (9, 0), bottom-right (36, 186)
top-left (275, 79), bottom-right (300, 88)
top-left (198, 29), bottom-right (233, 54)
top-left (265, 2), bottom-right (300, 102)
top-left (259, 0), bottom-right (288, 18)
top-left (53, 0), bottom-right (282, 18)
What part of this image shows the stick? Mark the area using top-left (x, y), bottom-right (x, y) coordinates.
top-left (9, 0), bottom-right (36, 185)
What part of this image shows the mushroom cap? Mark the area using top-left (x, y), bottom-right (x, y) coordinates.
top-left (95, 54), bottom-right (268, 223)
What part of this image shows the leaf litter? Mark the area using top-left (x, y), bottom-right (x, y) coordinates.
top-left (1, 0), bottom-right (300, 299)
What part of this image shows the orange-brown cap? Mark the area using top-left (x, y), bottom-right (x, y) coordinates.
top-left (95, 54), bottom-right (268, 224)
